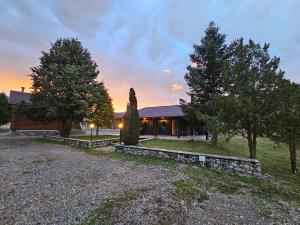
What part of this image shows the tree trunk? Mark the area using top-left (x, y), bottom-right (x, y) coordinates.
top-left (96, 126), bottom-right (99, 136)
top-left (60, 118), bottom-right (72, 137)
top-left (211, 132), bottom-right (218, 145)
top-left (247, 131), bottom-right (257, 159)
top-left (289, 142), bottom-right (298, 175)
top-left (205, 132), bottom-right (209, 141)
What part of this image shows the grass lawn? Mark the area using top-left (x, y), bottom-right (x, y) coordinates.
top-left (70, 135), bottom-right (118, 141)
top-left (139, 137), bottom-right (300, 185)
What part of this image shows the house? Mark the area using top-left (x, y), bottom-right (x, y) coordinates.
top-left (114, 105), bottom-right (206, 136)
top-left (8, 89), bottom-right (81, 131)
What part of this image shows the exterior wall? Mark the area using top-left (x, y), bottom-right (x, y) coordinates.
top-left (11, 116), bottom-right (81, 131)
top-left (140, 118), bottom-right (175, 136)
top-left (11, 119), bottom-right (61, 130)
top-left (114, 118), bottom-right (123, 129)
top-left (9, 98), bottom-right (81, 131)
top-left (114, 116), bottom-right (206, 136)
top-left (140, 117), bottom-right (193, 136)
top-left (115, 145), bottom-right (262, 176)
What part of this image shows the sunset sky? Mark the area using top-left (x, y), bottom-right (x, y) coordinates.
top-left (1, 0), bottom-right (299, 111)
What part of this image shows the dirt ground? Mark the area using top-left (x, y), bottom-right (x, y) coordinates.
top-left (0, 137), bottom-right (298, 225)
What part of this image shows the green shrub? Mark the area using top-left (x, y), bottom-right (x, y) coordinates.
top-left (121, 88), bottom-right (140, 145)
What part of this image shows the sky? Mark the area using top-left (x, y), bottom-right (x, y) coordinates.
top-left (0, 0), bottom-right (299, 111)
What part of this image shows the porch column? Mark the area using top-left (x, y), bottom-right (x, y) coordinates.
top-left (153, 118), bottom-right (158, 137)
top-left (177, 119), bottom-right (180, 138)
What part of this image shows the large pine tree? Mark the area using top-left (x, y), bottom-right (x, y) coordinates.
top-left (181, 21), bottom-right (227, 145)
top-left (223, 39), bottom-right (284, 159)
top-left (18, 38), bottom-right (104, 137)
top-left (267, 80), bottom-right (300, 174)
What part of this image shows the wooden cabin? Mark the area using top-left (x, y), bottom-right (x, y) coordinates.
top-left (8, 89), bottom-right (81, 131)
top-left (114, 105), bottom-right (206, 136)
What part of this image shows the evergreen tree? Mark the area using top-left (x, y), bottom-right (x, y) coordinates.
top-left (223, 39), bottom-right (284, 159)
top-left (17, 38), bottom-right (103, 137)
top-left (267, 80), bottom-right (300, 174)
top-left (0, 93), bottom-right (11, 126)
top-left (181, 21), bottom-right (227, 145)
top-left (121, 88), bottom-right (140, 145)
top-left (89, 83), bottom-right (114, 136)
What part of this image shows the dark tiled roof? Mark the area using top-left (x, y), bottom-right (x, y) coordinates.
top-left (114, 105), bottom-right (184, 119)
top-left (114, 112), bottom-right (125, 119)
top-left (8, 90), bottom-right (32, 105)
top-left (139, 105), bottom-right (183, 118)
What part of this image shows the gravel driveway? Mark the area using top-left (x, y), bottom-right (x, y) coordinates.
top-left (0, 137), bottom-right (298, 225)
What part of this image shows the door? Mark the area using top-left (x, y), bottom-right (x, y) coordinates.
top-left (171, 119), bottom-right (176, 136)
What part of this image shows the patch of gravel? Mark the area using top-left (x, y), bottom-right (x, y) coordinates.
top-left (0, 138), bottom-right (180, 225)
top-left (0, 137), bottom-right (299, 225)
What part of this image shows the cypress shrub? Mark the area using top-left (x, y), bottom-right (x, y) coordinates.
top-left (121, 88), bottom-right (140, 145)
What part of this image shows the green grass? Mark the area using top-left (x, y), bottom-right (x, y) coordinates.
top-left (179, 166), bottom-right (300, 217)
top-left (69, 135), bottom-right (118, 141)
top-left (139, 137), bottom-right (300, 184)
top-left (37, 138), bottom-right (177, 168)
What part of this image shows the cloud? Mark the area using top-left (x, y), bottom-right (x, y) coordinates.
top-left (0, 73), bottom-right (31, 94)
top-left (1, 0), bottom-right (300, 111)
top-left (171, 83), bottom-right (183, 91)
top-left (48, 0), bottom-right (116, 36)
top-left (121, 82), bottom-right (131, 90)
top-left (163, 68), bottom-right (172, 74)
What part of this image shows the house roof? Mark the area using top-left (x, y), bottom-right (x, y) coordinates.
top-left (8, 90), bottom-right (32, 105)
top-left (115, 105), bottom-right (184, 119)
top-left (139, 105), bottom-right (184, 118)
top-left (9, 91), bottom-right (184, 119)
top-left (114, 112), bottom-right (125, 119)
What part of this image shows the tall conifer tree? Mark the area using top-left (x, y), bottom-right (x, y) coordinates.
top-left (121, 88), bottom-right (140, 145)
top-left (17, 38), bottom-right (104, 137)
top-left (223, 39), bottom-right (284, 158)
top-left (181, 21), bottom-right (227, 145)
top-left (267, 80), bottom-right (300, 174)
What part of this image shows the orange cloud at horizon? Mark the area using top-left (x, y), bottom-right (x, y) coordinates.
top-left (107, 81), bottom-right (182, 112)
top-left (0, 73), bottom-right (181, 112)
top-left (0, 73), bottom-right (32, 94)
top-left (0, 73), bottom-right (129, 111)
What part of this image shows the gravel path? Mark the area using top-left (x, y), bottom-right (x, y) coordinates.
top-left (0, 138), bottom-right (180, 225)
top-left (0, 137), bottom-right (298, 225)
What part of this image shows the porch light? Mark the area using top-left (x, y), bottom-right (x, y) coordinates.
top-left (118, 123), bottom-right (123, 129)
top-left (89, 123), bottom-right (95, 142)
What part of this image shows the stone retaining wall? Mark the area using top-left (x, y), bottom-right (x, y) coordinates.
top-left (45, 136), bottom-right (119, 148)
top-left (115, 145), bottom-right (262, 176)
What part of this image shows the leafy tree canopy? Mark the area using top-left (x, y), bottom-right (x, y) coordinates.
top-left (0, 93), bottom-right (11, 126)
top-left (267, 79), bottom-right (300, 174)
top-left (222, 38), bottom-right (284, 158)
top-left (17, 38), bottom-right (104, 137)
top-left (89, 83), bottom-right (114, 135)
